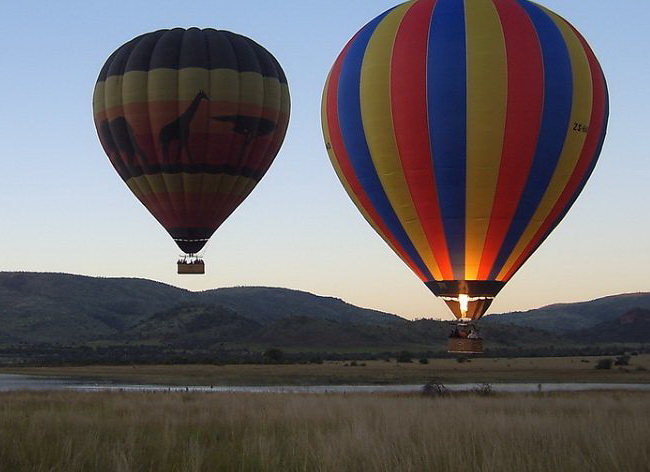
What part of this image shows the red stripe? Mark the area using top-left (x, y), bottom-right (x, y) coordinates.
top-left (502, 26), bottom-right (607, 281)
top-left (477, 0), bottom-right (544, 279)
top-left (326, 39), bottom-right (428, 281)
top-left (391, 0), bottom-right (453, 280)
top-left (139, 192), bottom-right (246, 229)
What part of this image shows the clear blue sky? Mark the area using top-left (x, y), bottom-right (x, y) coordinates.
top-left (0, 1), bottom-right (648, 319)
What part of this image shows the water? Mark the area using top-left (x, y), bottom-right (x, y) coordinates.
top-left (0, 374), bottom-right (648, 394)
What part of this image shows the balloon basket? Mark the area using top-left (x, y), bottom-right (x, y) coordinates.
top-left (177, 260), bottom-right (205, 274)
top-left (447, 337), bottom-right (484, 354)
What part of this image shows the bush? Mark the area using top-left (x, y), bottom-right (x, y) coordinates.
top-left (471, 383), bottom-right (493, 396)
top-left (614, 355), bottom-right (631, 366)
top-left (595, 358), bottom-right (613, 370)
top-left (418, 358), bottom-right (429, 364)
top-left (397, 351), bottom-right (413, 363)
top-left (263, 348), bottom-right (284, 364)
top-left (422, 380), bottom-right (449, 397)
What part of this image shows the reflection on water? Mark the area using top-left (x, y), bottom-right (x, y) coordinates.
top-left (0, 374), bottom-right (649, 394)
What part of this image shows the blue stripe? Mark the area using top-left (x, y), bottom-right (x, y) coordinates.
top-left (578, 75), bottom-right (609, 203)
top-left (489, 0), bottom-right (574, 279)
top-left (504, 83), bottom-right (608, 281)
top-left (540, 76), bottom-right (609, 246)
top-left (427, 0), bottom-right (467, 280)
top-left (337, 10), bottom-right (434, 281)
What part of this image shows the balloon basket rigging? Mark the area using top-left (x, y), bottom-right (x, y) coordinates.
top-left (178, 255), bottom-right (205, 274)
top-left (448, 322), bottom-right (483, 354)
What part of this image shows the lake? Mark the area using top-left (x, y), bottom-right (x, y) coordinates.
top-left (0, 374), bottom-right (649, 394)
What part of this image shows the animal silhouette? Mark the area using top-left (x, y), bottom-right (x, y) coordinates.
top-left (160, 90), bottom-right (209, 163)
top-left (211, 115), bottom-right (277, 139)
top-left (98, 117), bottom-right (148, 175)
top-left (211, 114), bottom-right (277, 162)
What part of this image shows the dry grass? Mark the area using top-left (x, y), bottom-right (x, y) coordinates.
top-left (0, 390), bottom-right (648, 471)
top-left (2, 354), bottom-right (650, 385)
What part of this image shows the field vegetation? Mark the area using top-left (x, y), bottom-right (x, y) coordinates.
top-left (2, 354), bottom-right (649, 386)
top-left (0, 390), bottom-right (647, 471)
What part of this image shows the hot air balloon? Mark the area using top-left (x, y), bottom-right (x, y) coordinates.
top-left (322, 0), bottom-right (608, 352)
top-left (93, 28), bottom-right (290, 274)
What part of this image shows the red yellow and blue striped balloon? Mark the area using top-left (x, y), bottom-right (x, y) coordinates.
top-left (322, 0), bottom-right (608, 320)
top-left (94, 28), bottom-right (290, 256)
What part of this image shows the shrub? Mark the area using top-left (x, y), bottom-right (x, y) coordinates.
top-left (595, 358), bottom-right (613, 370)
top-left (614, 355), bottom-right (631, 366)
top-left (397, 351), bottom-right (413, 363)
top-left (422, 380), bottom-right (449, 397)
top-left (418, 358), bottom-right (429, 364)
top-left (262, 348), bottom-right (284, 364)
top-left (471, 383), bottom-right (493, 396)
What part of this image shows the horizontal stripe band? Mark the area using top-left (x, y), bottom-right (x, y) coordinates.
top-left (125, 172), bottom-right (257, 198)
top-left (98, 29), bottom-right (287, 83)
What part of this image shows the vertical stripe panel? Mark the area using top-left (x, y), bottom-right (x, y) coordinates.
top-left (324, 76), bottom-right (425, 278)
top-left (497, 6), bottom-right (593, 279)
top-left (337, 11), bottom-right (434, 280)
top-left (361, 3), bottom-right (443, 281)
top-left (428, 0), bottom-right (467, 279)
top-left (502, 25), bottom-right (608, 281)
top-left (489, 0), bottom-right (573, 280)
top-left (477, 0), bottom-right (544, 279)
top-left (391, 0), bottom-right (455, 280)
top-left (323, 56), bottom-right (428, 281)
top-left (501, 9), bottom-right (593, 277)
top-left (463, 0), bottom-right (508, 280)
top-left (323, 17), bottom-right (431, 281)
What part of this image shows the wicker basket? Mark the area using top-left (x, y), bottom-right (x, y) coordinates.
top-left (448, 337), bottom-right (484, 354)
top-left (177, 262), bottom-right (205, 274)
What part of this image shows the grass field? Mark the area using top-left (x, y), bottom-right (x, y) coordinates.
top-left (2, 354), bottom-right (649, 386)
top-left (0, 390), bottom-right (648, 471)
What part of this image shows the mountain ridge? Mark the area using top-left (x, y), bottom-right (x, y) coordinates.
top-left (1, 272), bottom-right (648, 352)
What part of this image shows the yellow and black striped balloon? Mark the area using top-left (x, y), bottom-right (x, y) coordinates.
top-left (93, 28), bottom-right (290, 254)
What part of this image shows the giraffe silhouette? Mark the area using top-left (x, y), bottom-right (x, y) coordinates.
top-left (98, 117), bottom-right (148, 175)
top-left (160, 90), bottom-right (209, 164)
top-left (211, 114), bottom-right (277, 162)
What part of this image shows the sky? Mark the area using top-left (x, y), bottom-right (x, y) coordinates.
top-left (0, 1), bottom-right (648, 320)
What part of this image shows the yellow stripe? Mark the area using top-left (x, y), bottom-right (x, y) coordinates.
top-left (360, 3), bottom-right (443, 281)
top-left (464, 0), bottom-right (508, 280)
top-left (96, 79), bottom-right (154, 204)
top-left (93, 69), bottom-right (286, 114)
top-left (497, 11), bottom-right (593, 279)
top-left (321, 74), bottom-right (414, 275)
top-left (125, 173), bottom-right (257, 198)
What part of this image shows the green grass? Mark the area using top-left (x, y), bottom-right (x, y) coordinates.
top-left (0, 390), bottom-right (648, 471)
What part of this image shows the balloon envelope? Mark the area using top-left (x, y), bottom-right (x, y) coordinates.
top-left (322, 0), bottom-right (608, 320)
top-left (94, 28), bottom-right (290, 254)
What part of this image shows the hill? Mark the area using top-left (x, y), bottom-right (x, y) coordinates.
top-left (196, 286), bottom-right (402, 326)
top-left (0, 272), bottom-right (401, 345)
top-left (0, 272), bottom-right (648, 359)
top-left (576, 308), bottom-right (650, 343)
top-left (123, 305), bottom-right (568, 352)
top-left (0, 272), bottom-right (188, 343)
top-left (483, 293), bottom-right (650, 333)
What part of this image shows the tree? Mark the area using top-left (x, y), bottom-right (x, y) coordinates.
top-left (397, 351), bottom-right (413, 363)
top-left (263, 348), bottom-right (284, 364)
